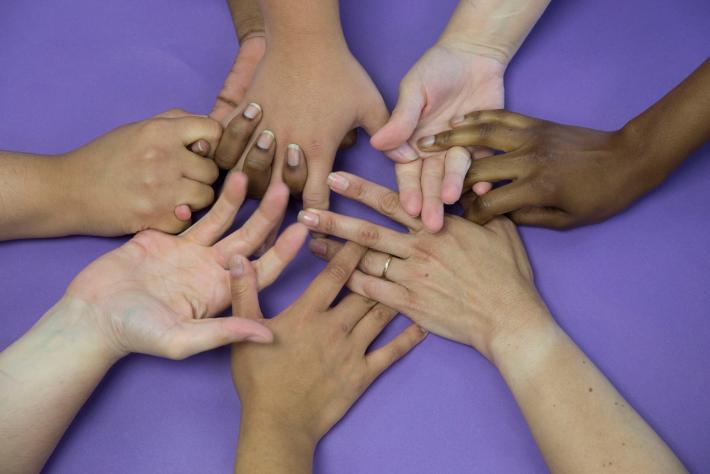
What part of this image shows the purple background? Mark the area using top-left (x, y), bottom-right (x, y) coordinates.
top-left (1, 0), bottom-right (709, 472)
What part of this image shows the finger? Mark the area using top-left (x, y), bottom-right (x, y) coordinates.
top-left (464, 181), bottom-right (544, 225)
top-left (418, 122), bottom-right (528, 153)
top-left (155, 108), bottom-right (189, 119)
top-left (229, 255), bottom-right (264, 320)
top-left (395, 160), bottom-right (423, 217)
top-left (334, 293), bottom-right (378, 331)
top-left (297, 209), bottom-right (412, 258)
top-left (309, 238), bottom-right (405, 282)
top-left (163, 317), bottom-right (273, 359)
top-left (326, 172), bottom-right (422, 231)
top-left (345, 269), bottom-right (410, 311)
top-left (420, 155), bottom-right (445, 232)
top-left (359, 95), bottom-right (390, 139)
top-left (252, 223), bottom-right (309, 289)
top-left (174, 204), bottom-right (192, 222)
top-left (214, 102), bottom-right (262, 170)
top-left (178, 180), bottom-right (215, 211)
top-left (190, 139), bottom-right (211, 157)
top-left (181, 172), bottom-right (247, 246)
top-left (214, 181), bottom-right (290, 258)
top-left (351, 304), bottom-right (398, 349)
top-left (441, 147), bottom-right (471, 205)
top-left (302, 143), bottom-right (338, 211)
top-left (366, 324), bottom-right (427, 378)
top-left (180, 150), bottom-right (220, 184)
top-left (174, 116), bottom-right (223, 153)
top-left (508, 207), bottom-right (575, 229)
top-left (283, 144), bottom-right (307, 197)
top-left (370, 78), bottom-right (425, 155)
top-left (450, 109), bottom-right (534, 129)
top-left (243, 129), bottom-right (276, 198)
top-left (301, 241), bottom-right (366, 310)
top-left (462, 152), bottom-right (531, 189)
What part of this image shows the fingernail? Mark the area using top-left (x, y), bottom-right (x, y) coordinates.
top-left (327, 172), bottom-right (349, 191)
top-left (297, 210), bottom-right (319, 227)
top-left (417, 325), bottom-right (428, 336)
top-left (419, 136), bottom-right (435, 147)
top-left (246, 332), bottom-right (272, 344)
top-left (192, 139), bottom-right (209, 154)
top-left (243, 102), bottom-right (261, 120)
top-left (287, 144), bottom-right (301, 167)
top-left (309, 239), bottom-right (327, 256)
top-left (451, 115), bottom-right (465, 126)
top-left (229, 255), bottom-right (244, 277)
top-left (395, 143), bottom-right (418, 161)
top-left (256, 130), bottom-right (274, 150)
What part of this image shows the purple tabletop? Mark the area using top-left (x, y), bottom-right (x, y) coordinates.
top-left (1, 0), bottom-right (709, 472)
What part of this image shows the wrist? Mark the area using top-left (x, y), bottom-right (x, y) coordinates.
top-left (41, 297), bottom-right (126, 366)
top-left (436, 34), bottom-right (512, 67)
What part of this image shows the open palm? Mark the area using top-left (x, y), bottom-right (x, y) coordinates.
top-left (66, 173), bottom-right (307, 359)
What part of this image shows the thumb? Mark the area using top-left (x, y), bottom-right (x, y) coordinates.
top-left (359, 95), bottom-right (390, 139)
top-left (170, 316), bottom-right (273, 359)
top-left (229, 255), bottom-right (264, 320)
top-left (370, 79), bottom-right (425, 161)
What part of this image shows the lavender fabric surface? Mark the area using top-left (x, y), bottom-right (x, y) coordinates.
top-left (1, 0), bottom-right (709, 472)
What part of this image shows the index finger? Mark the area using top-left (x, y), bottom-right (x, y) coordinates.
top-left (417, 122), bottom-right (527, 153)
top-left (174, 116), bottom-right (224, 154)
top-left (301, 241), bottom-right (367, 310)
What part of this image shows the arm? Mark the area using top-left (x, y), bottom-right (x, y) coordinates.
top-left (0, 111), bottom-right (226, 240)
top-left (419, 58), bottom-right (710, 228)
top-left (371, 0), bottom-right (550, 232)
top-left (230, 243), bottom-right (426, 473)
top-left (0, 166), bottom-right (307, 472)
top-left (297, 172), bottom-right (686, 473)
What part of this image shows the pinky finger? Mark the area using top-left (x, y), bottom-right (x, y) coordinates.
top-left (366, 324), bottom-right (427, 378)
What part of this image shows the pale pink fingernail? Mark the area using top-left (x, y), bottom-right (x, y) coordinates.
top-left (451, 116), bottom-right (465, 126)
top-left (327, 172), bottom-right (349, 191)
top-left (394, 143), bottom-right (418, 161)
top-left (297, 210), bottom-right (319, 227)
top-left (229, 255), bottom-right (244, 277)
top-left (246, 331), bottom-right (273, 344)
top-left (243, 103), bottom-right (261, 120)
top-left (287, 144), bottom-right (301, 167)
top-left (309, 239), bottom-right (327, 256)
top-left (256, 130), bottom-right (274, 150)
top-left (419, 136), bottom-right (435, 147)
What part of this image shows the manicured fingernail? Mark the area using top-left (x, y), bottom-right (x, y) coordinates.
top-left (229, 255), bottom-right (244, 277)
top-left (394, 143), bottom-right (418, 161)
top-left (451, 115), bottom-right (465, 126)
top-left (192, 139), bottom-right (209, 154)
top-left (243, 103), bottom-right (261, 120)
top-left (308, 239), bottom-right (327, 256)
top-left (297, 210), bottom-right (319, 227)
top-left (256, 130), bottom-right (274, 150)
top-left (327, 172), bottom-right (349, 191)
top-left (287, 144), bottom-right (301, 167)
top-left (419, 136), bottom-right (435, 147)
top-left (417, 325), bottom-right (428, 336)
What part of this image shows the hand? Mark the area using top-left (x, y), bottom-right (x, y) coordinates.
top-left (65, 172), bottom-right (308, 360)
top-left (61, 109), bottom-right (222, 236)
top-left (210, 35), bottom-right (267, 126)
top-left (419, 110), bottom-right (655, 228)
top-left (230, 242), bottom-right (426, 462)
top-left (222, 39), bottom-right (389, 211)
top-left (298, 172), bottom-right (547, 360)
top-left (371, 42), bottom-right (505, 232)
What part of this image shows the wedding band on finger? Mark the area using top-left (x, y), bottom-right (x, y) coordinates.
top-left (382, 255), bottom-right (393, 280)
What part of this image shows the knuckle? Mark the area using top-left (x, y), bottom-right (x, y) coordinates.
top-left (321, 215), bottom-right (337, 234)
top-left (357, 224), bottom-right (381, 245)
top-left (325, 263), bottom-right (350, 283)
top-left (226, 117), bottom-right (246, 137)
top-left (477, 122), bottom-right (496, 138)
top-left (164, 343), bottom-right (188, 360)
top-left (360, 252), bottom-right (380, 273)
top-left (244, 154), bottom-right (270, 172)
top-left (378, 191), bottom-right (401, 216)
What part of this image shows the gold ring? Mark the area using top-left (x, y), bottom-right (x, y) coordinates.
top-left (382, 255), bottom-right (393, 280)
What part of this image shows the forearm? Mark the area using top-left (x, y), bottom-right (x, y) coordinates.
top-left (228, 0), bottom-right (264, 42)
top-left (0, 152), bottom-right (79, 240)
top-left (234, 411), bottom-right (314, 474)
top-left (491, 314), bottom-right (686, 473)
top-left (439, 0), bottom-right (550, 64)
top-left (624, 58), bottom-right (710, 180)
top-left (258, 0), bottom-right (345, 48)
top-left (0, 298), bottom-right (120, 473)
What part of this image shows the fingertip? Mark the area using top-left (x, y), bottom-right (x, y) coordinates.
top-left (174, 204), bottom-right (192, 221)
top-left (422, 207), bottom-right (444, 233)
top-left (400, 191), bottom-right (422, 217)
top-left (308, 238), bottom-right (328, 257)
top-left (441, 182), bottom-right (463, 205)
top-left (473, 182), bottom-right (492, 196)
